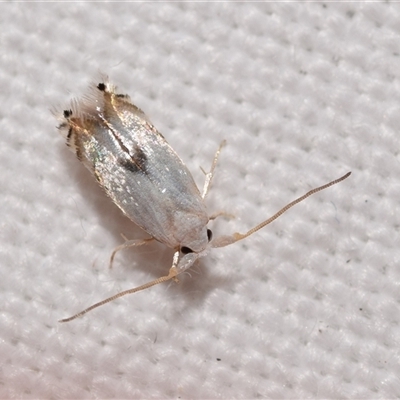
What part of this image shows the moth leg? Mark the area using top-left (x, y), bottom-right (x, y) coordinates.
top-left (168, 250), bottom-right (180, 283)
top-left (59, 251), bottom-right (181, 323)
top-left (109, 237), bottom-right (155, 269)
top-left (201, 140), bottom-right (226, 199)
top-left (209, 211), bottom-right (235, 221)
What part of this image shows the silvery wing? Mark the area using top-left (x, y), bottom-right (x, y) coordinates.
top-left (62, 84), bottom-right (209, 252)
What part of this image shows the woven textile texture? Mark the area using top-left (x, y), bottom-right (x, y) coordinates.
top-left (1, 3), bottom-right (399, 398)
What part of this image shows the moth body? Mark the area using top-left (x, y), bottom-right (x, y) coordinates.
top-left (57, 80), bottom-right (351, 322)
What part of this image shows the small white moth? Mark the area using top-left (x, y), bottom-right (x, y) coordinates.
top-left (58, 80), bottom-right (350, 322)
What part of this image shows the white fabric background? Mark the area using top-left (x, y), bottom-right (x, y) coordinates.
top-left (0, 3), bottom-right (399, 398)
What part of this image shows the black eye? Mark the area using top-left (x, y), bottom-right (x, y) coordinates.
top-left (207, 229), bottom-right (213, 241)
top-left (181, 246), bottom-right (193, 254)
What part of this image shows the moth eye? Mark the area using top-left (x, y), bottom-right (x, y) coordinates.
top-left (97, 83), bottom-right (106, 91)
top-left (181, 246), bottom-right (193, 254)
top-left (207, 229), bottom-right (213, 242)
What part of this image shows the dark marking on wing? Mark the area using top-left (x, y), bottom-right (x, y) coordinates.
top-left (74, 135), bottom-right (84, 161)
top-left (64, 109), bottom-right (73, 118)
top-left (119, 158), bottom-right (140, 173)
top-left (118, 145), bottom-right (148, 174)
top-left (111, 129), bottom-right (131, 155)
top-left (97, 83), bottom-right (106, 92)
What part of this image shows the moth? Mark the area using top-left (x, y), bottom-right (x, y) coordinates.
top-left (57, 80), bottom-right (350, 322)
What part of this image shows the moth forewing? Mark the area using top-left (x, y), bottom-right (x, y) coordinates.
top-left (62, 82), bottom-right (210, 252)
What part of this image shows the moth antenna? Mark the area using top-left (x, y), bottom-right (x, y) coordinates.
top-left (212, 171), bottom-right (351, 248)
top-left (59, 254), bottom-right (180, 323)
